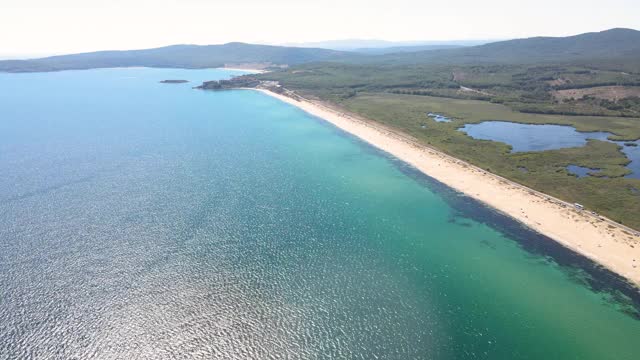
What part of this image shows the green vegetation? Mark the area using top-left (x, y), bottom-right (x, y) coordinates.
top-left (256, 28), bottom-right (640, 118)
top-left (196, 76), bottom-right (261, 90)
top-left (351, 28), bottom-right (640, 70)
top-left (260, 62), bottom-right (640, 119)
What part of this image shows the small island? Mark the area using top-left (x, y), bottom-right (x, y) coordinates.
top-left (160, 79), bottom-right (189, 84)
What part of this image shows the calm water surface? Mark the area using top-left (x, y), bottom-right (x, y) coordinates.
top-left (567, 164), bottom-right (603, 178)
top-left (1, 68), bottom-right (639, 359)
top-left (460, 121), bottom-right (640, 178)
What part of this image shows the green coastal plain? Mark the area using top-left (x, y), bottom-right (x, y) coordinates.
top-left (255, 31), bottom-right (640, 229)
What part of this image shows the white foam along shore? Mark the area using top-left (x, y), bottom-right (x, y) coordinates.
top-left (254, 88), bottom-right (640, 287)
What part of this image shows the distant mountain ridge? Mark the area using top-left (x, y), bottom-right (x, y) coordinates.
top-left (0, 43), bottom-right (352, 73)
top-left (351, 44), bottom-right (464, 55)
top-left (283, 39), bottom-right (492, 51)
top-left (1, 28), bottom-right (639, 73)
top-left (365, 28), bottom-right (640, 66)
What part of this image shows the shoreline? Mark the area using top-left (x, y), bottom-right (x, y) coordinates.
top-left (253, 88), bottom-right (640, 287)
top-left (219, 67), bottom-right (268, 74)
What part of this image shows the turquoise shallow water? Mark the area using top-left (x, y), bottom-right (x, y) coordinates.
top-left (1, 68), bottom-right (639, 359)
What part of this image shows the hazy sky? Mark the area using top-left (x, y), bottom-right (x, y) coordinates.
top-left (1, 0), bottom-right (639, 56)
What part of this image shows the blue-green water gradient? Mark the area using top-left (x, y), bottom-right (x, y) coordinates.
top-left (1, 68), bottom-right (639, 359)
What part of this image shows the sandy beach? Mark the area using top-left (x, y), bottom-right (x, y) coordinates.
top-left (220, 67), bottom-right (268, 74)
top-left (255, 88), bottom-right (640, 287)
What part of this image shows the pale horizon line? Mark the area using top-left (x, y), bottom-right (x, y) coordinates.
top-left (2, 26), bottom-right (638, 60)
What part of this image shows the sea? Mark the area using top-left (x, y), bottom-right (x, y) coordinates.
top-left (1, 68), bottom-right (639, 359)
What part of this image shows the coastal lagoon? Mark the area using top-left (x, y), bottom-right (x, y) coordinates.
top-left (460, 121), bottom-right (640, 178)
top-left (1, 68), bottom-right (640, 359)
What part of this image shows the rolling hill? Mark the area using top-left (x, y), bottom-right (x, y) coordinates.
top-left (282, 39), bottom-right (491, 51)
top-left (360, 28), bottom-right (640, 69)
top-left (0, 43), bottom-right (353, 72)
top-left (2, 28), bottom-right (639, 73)
top-left (351, 44), bottom-right (463, 55)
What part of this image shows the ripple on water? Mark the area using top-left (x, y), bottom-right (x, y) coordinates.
top-left (1, 69), bottom-right (640, 360)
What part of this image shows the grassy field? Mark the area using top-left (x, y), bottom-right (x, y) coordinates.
top-left (262, 63), bottom-right (640, 118)
top-left (343, 93), bottom-right (640, 140)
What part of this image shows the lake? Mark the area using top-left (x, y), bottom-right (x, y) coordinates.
top-left (1, 68), bottom-right (639, 359)
top-left (460, 121), bottom-right (640, 178)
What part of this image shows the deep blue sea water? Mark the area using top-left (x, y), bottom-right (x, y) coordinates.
top-left (1, 68), bottom-right (640, 359)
